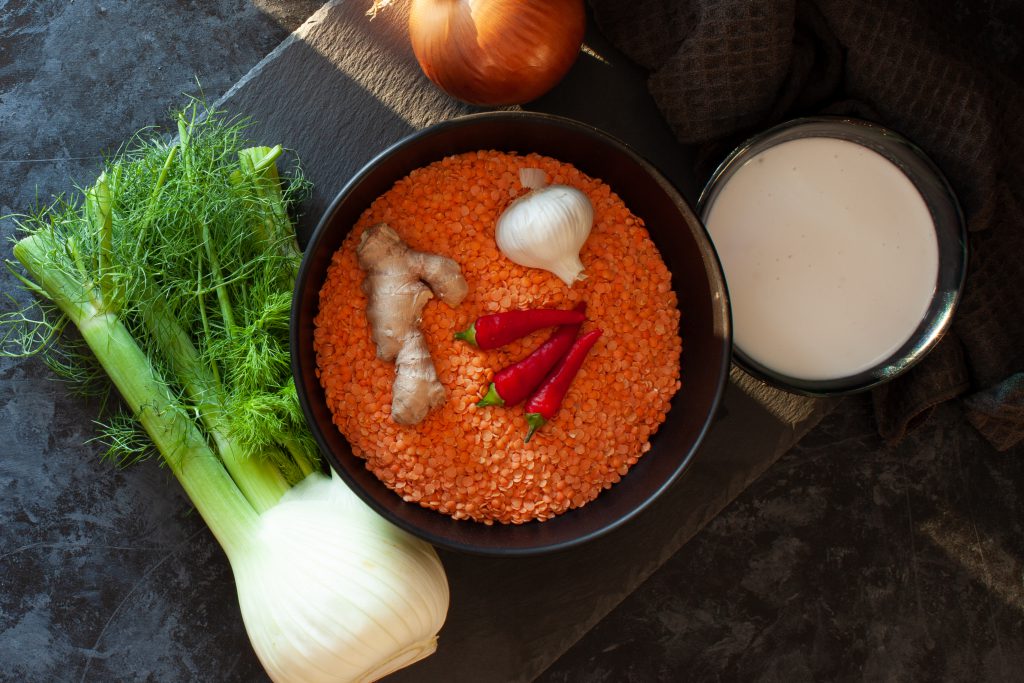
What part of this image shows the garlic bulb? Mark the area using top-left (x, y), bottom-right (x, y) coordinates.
top-left (233, 472), bottom-right (449, 683)
top-left (496, 168), bottom-right (594, 286)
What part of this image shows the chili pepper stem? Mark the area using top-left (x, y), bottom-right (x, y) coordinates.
top-left (476, 383), bottom-right (505, 408)
top-left (524, 413), bottom-right (546, 443)
top-left (453, 324), bottom-right (477, 346)
top-left (522, 328), bottom-right (602, 442)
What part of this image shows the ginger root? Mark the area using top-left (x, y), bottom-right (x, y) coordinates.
top-left (356, 223), bottom-right (468, 425)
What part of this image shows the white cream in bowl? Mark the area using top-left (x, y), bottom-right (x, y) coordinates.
top-left (704, 136), bottom-right (939, 382)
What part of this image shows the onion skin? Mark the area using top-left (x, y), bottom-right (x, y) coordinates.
top-left (408, 0), bottom-right (586, 106)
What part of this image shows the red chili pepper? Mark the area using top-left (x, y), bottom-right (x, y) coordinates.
top-left (454, 306), bottom-right (586, 349)
top-left (523, 328), bottom-right (603, 442)
top-left (477, 303), bottom-right (586, 408)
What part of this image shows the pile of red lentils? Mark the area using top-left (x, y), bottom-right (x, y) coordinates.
top-left (314, 150), bottom-right (682, 524)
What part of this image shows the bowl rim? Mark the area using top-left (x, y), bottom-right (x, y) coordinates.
top-left (292, 110), bottom-right (731, 555)
top-left (696, 115), bottom-right (968, 397)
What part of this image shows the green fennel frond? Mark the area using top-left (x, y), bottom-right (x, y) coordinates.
top-left (91, 411), bottom-right (159, 468)
top-left (43, 335), bottom-right (113, 402)
top-left (4, 99), bottom-right (318, 507)
top-left (0, 294), bottom-right (66, 358)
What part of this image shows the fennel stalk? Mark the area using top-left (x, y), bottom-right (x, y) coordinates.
top-left (2, 103), bottom-right (449, 683)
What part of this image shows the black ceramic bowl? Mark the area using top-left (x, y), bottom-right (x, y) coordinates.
top-left (292, 111), bottom-right (730, 556)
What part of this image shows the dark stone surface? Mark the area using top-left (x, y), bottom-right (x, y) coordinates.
top-left (3, 2), bottom-right (1020, 683)
top-left (538, 395), bottom-right (1024, 682)
top-left (1, 0), bottom-right (316, 218)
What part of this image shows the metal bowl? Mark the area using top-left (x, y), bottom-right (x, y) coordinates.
top-left (698, 116), bottom-right (967, 396)
top-left (292, 111), bottom-right (730, 556)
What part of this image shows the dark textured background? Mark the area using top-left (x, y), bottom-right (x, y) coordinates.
top-left (539, 396), bottom-right (1024, 682)
top-left (2, 2), bottom-right (1022, 682)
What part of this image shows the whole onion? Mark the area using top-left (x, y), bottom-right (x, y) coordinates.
top-left (408, 0), bottom-right (586, 106)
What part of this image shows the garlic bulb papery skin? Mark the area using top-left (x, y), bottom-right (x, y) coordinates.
top-left (496, 169), bottom-right (594, 286)
top-left (233, 472), bottom-right (449, 683)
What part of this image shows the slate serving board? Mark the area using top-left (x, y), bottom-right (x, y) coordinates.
top-left (208, 2), bottom-right (835, 680)
top-left (0, 1), bottom-right (831, 681)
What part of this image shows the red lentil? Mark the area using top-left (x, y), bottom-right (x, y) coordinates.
top-left (314, 151), bottom-right (682, 524)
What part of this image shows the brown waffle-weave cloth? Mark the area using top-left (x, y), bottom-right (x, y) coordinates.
top-left (588, 0), bottom-right (1024, 450)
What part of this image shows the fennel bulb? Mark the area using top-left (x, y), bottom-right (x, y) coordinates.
top-left (236, 473), bottom-right (448, 683)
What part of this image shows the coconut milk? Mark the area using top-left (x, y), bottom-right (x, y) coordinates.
top-left (705, 137), bottom-right (939, 381)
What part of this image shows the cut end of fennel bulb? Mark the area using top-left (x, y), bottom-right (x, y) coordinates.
top-left (359, 637), bottom-right (439, 683)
